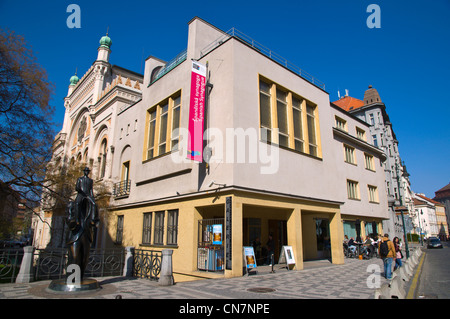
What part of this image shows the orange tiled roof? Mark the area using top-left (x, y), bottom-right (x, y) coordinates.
top-left (332, 96), bottom-right (364, 112)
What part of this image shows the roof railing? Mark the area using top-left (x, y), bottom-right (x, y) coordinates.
top-left (200, 27), bottom-right (326, 90)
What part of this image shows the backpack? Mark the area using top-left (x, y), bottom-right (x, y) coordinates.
top-left (380, 240), bottom-right (389, 257)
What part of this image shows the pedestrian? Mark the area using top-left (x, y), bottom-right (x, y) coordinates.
top-left (379, 233), bottom-right (396, 280)
top-left (266, 234), bottom-right (275, 265)
top-left (393, 236), bottom-right (403, 271)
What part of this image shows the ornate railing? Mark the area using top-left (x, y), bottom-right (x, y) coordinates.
top-left (113, 180), bottom-right (131, 198)
top-left (133, 249), bottom-right (162, 281)
top-left (0, 249), bottom-right (23, 283)
top-left (1, 247), bottom-right (164, 283)
top-left (34, 248), bottom-right (126, 280)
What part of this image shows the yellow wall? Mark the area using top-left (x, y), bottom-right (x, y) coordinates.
top-left (106, 190), bottom-right (345, 280)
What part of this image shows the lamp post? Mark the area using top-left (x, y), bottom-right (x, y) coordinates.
top-left (418, 209), bottom-right (424, 246)
top-left (395, 159), bottom-right (410, 258)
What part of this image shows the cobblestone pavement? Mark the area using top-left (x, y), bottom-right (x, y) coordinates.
top-left (0, 257), bottom-right (399, 300)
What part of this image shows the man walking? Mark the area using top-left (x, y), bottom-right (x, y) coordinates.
top-left (379, 233), bottom-right (396, 280)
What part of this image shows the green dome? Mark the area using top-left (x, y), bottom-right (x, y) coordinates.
top-left (99, 34), bottom-right (112, 48)
top-left (69, 74), bottom-right (79, 85)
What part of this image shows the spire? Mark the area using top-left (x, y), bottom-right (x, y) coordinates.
top-left (363, 85), bottom-right (382, 105)
top-left (97, 30), bottom-right (112, 62)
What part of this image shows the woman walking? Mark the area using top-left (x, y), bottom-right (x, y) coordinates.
top-left (393, 236), bottom-right (403, 271)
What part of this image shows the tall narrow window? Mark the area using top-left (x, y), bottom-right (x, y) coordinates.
top-left (364, 153), bottom-right (375, 171)
top-left (171, 95), bottom-right (181, 151)
top-left (368, 185), bottom-right (379, 203)
top-left (276, 89), bottom-right (289, 147)
top-left (347, 180), bottom-right (360, 200)
top-left (259, 80), bottom-right (272, 143)
top-left (98, 139), bottom-right (107, 179)
top-left (116, 215), bottom-right (124, 244)
top-left (167, 209), bottom-right (179, 245)
top-left (154, 211), bottom-right (165, 245)
top-left (344, 145), bottom-right (356, 164)
top-left (158, 102), bottom-right (169, 155)
top-left (306, 103), bottom-right (317, 156)
top-left (292, 96), bottom-right (304, 152)
top-left (142, 213), bottom-right (152, 244)
top-left (147, 110), bottom-right (156, 159)
top-left (122, 161), bottom-right (130, 182)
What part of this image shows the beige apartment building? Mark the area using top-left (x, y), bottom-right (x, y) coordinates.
top-left (103, 17), bottom-right (388, 280)
top-left (38, 17), bottom-right (389, 280)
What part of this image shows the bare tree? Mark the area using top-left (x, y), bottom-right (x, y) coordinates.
top-left (0, 28), bottom-right (55, 210)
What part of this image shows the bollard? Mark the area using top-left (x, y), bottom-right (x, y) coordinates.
top-left (158, 249), bottom-right (174, 286)
top-left (16, 246), bottom-right (35, 283)
top-left (123, 246), bottom-right (134, 277)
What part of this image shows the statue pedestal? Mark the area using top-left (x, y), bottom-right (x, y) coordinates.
top-left (47, 278), bottom-right (101, 293)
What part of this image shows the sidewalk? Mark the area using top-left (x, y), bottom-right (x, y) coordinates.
top-left (0, 257), bottom-right (405, 300)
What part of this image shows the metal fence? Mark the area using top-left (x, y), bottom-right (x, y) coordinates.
top-left (133, 249), bottom-right (162, 281)
top-left (34, 248), bottom-right (126, 281)
top-left (0, 247), bottom-right (164, 284)
top-left (0, 249), bottom-right (24, 283)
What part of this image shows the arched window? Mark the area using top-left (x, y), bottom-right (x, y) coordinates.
top-left (98, 138), bottom-right (107, 179)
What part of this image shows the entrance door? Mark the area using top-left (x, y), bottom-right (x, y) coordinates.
top-left (268, 220), bottom-right (287, 262)
top-left (315, 219), bottom-right (330, 259)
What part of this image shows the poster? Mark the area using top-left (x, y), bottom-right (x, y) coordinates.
top-left (278, 246), bottom-right (296, 268)
top-left (187, 60), bottom-right (206, 162)
top-left (212, 224), bottom-right (222, 245)
top-left (243, 246), bottom-right (257, 269)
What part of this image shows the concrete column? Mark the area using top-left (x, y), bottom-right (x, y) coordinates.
top-left (287, 207), bottom-right (303, 270)
top-left (122, 246), bottom-right (134, 277)
top-left (158, 249), bottom-right (174, 286)
top-left (16, 246), bottom-right (35, 283)
top-left (329, 210), bottom-right (345, 265)
top-left (230, 197), bottom-right (243, 277)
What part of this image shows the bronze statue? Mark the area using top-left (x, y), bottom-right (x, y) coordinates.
top-left (66, 167), bottom-right (99, 280)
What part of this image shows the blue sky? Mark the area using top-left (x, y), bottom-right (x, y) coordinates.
top-left (1, 0), bottom-right (449, 198)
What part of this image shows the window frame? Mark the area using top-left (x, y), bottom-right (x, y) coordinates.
top-left (144, 91), bottom-right (182, 161)
top-left (258, 76), bottom-right (321, 158)
top-left (368, 185), bottom-right (379, 203)
top-left (347, 180), bottom-right (360, 200)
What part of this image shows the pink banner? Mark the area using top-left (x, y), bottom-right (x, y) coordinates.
top-left (187, 61), bottom-right (206, 162)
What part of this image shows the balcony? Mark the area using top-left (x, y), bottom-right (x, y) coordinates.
top-left (113, 180), bottom-right (131, 198)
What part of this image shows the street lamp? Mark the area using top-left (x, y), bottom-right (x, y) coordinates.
top-left (395, 159), bottom-right (410, 258)
top-left (418, 209), bottom-right (424, 246)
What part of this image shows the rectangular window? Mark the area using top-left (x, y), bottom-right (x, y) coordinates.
top-left (158, 102), bottom-right (169, 155)
top-left (171, 95), bottom-right (181, 151)
top-left (344, 145), bottom-right (356, 164)
top-left (356, 127), bottom-right (366, 141)
top-left (335, 116), bottom-right (347, 131)
top-left (258, 76), bottom-right (320, 157)
top-left (259, 80), bottom-right (272, 143)
top-left (154, 211), bottom-right (165, 245)
top-left (368, 185), bottom-right (379, 203)
top-left (116, 215), bottom-right (124, 244)
top-left (364, 153), bottom-right (375, 171)
top-left (167, 209), bottom-right (179, 245)
top-left (147, 110), bottom-right (156, 159)
top-left (276, 89), bottom-right (289, 147)
top-left (142, 213), bottom-right (152, 244)
top-left (306, 103), bottom-right (317, 156)
top-left (292, 96), bottom-right (304, 152)
top-left (347, 180), bottom-right (360, 200)
top-left (145, 91), bottom-right (182, 161)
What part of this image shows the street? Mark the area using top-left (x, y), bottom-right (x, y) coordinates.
top-left (416, 241), bottom-right (450, 299)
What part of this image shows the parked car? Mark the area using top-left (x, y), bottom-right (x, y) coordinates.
top-left (427, 237), bottom-right (443, 249)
